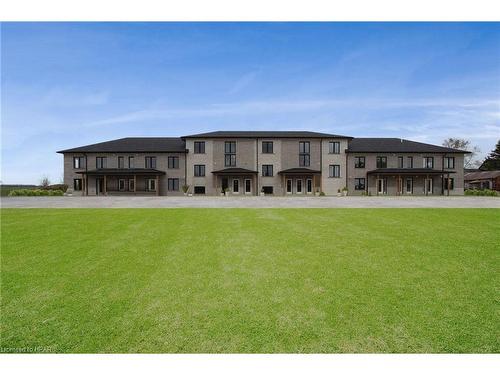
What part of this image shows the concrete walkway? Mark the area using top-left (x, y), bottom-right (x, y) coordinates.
top-left (2, 196), bottom-right (500, 208)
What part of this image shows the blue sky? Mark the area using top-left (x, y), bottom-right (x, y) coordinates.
top-left (1, 22), bottom-right (499, 184)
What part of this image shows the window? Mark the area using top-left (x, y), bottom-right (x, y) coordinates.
top-left (296, 179), bottom-right (303, 193)
top-left (73, 156), bottom-right (84, 169)
top-left (118, 156), bottom-right (124, 169)
top-left (147, 179), bottom-right (156, 191)
top-left (118, 179), bottom-right (126, 191)
top-left (194, 186), bottom-right (205, 194)
top-left (398, 156), bottom-right (404, 168)
top-left (406, 178), bottom-right (413, 194)
top-left (245, 179), bottom-right (251, 193)
top-left (168, 156), bottom-right (179, 169)
top-left (145, 156), bottom-right (156, 169)
top-left (424, 157), bottom-right (434, 169)
top-left (194, 164), bottom-right (205, 177)
top-left (354, 156), bottom-right (365, 168)
top-left (128, 179), bottom-right (135, 191)
top-left (407, 156), bottom-right (413, 169)
top-left (376, 156), bottom-right (387, 168)
top-left (306, 179), bottom-right (313, 193)
top-left (354, 178), bottom-right (365, 190)
top-left (329, 141), bottom-right (340, 154)
top-left (262, 141), bottom-right (273, 154)
top-left (262, 186), bottom-right (273, 194)
top-left (194, 141), bottom-right (205, 154)
top-left (128, 156), bottom-right (134, 168)
top-left (329, 164), bottom-right (341, 178)
top-left (224, 141), bottom-right (236, 167)
top-left (168, 178), bottom-right (179, 191)
top-left (262, 165), bottom-right (273, 177)
top-left (444, 178), bottom-right (454, 190)
top-left (233, 179), bottom-right (239, 193)
top-left (73, 178), bottom-right (82, 191)
top-left (96, 157), bottom-right (106, 169)
top-left (444, 157), bottom-right (455, 169)
top-left (286, 179), bottom-right (292, 193)
top-left (299, 141), bottom-right (310, 167)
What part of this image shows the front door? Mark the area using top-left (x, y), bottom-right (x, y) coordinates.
top-left (222, 177), bottom-right (229, 192)
top-left (405, 178), bottom-right (413, 194)
top-left (306, 179), bottom-right (313, 194)
top-left (286, 179), bottom-right (292, 194)
top-left (425, 178), bottom-right (433, 195)
top-left (96, 178), bottom-right (104, 195)
top-left (245, 179), bottom-right (252, 194)
top-left (377, 178), bottom-right (386, 195)
top-left (233, 179), bottom-right (239, 194)
top-left (296, 179), bottom-right (303, 194)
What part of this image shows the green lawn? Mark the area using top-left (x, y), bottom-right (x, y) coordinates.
top-left (1, 208), bottom-right (499, 353)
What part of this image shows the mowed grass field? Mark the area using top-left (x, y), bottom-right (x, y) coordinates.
top-left (1, 208), bottom-right (499, 353)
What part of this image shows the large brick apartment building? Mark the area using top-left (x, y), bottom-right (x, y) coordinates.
top-left (58, 131), bottom-right (468, 196)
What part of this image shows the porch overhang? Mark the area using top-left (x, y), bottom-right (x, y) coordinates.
top-left (77, 168), bottom-right (166, 176)
top-left (367, 168), bottom-right (455, 176)
top-left (211, 168), bottom-right (258, 175)
top-left (278, 168), bottom-right (321, 175)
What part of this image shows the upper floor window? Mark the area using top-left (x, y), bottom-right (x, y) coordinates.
top-left (168, 156), bottom-right (179, 169)
top-left (128, 156), bottom-right (134, 168)
top-left (194, 141), bottom-right (205, 154)
top-left (299, 141), bottom-right (310, 167)
top-left (444, 157), bottom-right (455, 169)
top-left (354, 156), bottom-right (365, 168)
top-left (329, 164), bottom-right (341, 178)
top-left (194, 164), bottom-right (206, 177)
top-left (262, 141), bottom-right (273, 154)
top-left (424, 157), bottom-right (434, 169)
top-left (376, 156), bottom-right (387, 168)
top-left (407, 156), bottom-right (413, 169)
top-left (73, 156), bottom-right (84, 169)
top-left (96, 157), bottom-right (106, 169)
top-left (329, 141), bottom-right (340, 154)
top-left (145, 156), bottom-right (156, 169)
top-left (398, 156), bottom-right (404, 168)
top-left (224, 141), bottom-right (236, 167)
top-left (118, 156), bottom-right (124, 169)
top-left (262, 165), bottom-right (273, 177)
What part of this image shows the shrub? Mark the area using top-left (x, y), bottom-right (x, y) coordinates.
top-left (8, 189), bottom-right (64, 197)
top-left (44, 184), bottom-right (68, 192)
top-left (319, 191), bottom-right (326, 196)
top-left (465, 189), bottom-right (498, 197)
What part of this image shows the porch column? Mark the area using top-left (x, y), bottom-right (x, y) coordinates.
top-left (104, 175), bottom-right (107, 195)
top-left (447, 172), bottom-right (450, 196)
top-left (313, 175), bottom-right (316, 195)
top-left (426, 174), bottom-right (429, 196)
top-left (376, 174), bottom-right (379, 196)
top-left (156, 175), bottom-right (159, 196)
top-left (134, 175), bottom-right (137, 195)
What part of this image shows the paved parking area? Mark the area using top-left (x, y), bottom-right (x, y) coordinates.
top-left (2, 196), bottom-right (499, 208)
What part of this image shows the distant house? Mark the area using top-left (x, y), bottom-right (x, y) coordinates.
top-left (464, 170), bottom-right (500, 191)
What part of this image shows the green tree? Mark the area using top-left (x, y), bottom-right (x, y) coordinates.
top-left (479, 140), bottom-right (500, 170)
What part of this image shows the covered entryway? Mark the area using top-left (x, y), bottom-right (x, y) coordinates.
top-left (212, 168), bottom-right (259, 196)
top-left (278, 168), bottom-right (321, 196)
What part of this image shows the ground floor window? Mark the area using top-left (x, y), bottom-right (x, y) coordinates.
top-left (168, 178), bottom-right (179, 191)
top-left (262, 186), bottom-right (273, 195)
top-left (286, 179), bottom-right (292, 193)
top-left (354, 178), bottom-right (365, 190)
top-left (129, 179), bottom-right (135, 191)
top-left (147, 179), bottom-right (156, 192)
top-left (444, 177), bottom-right (454, 190)
top-left (118, 179), bottom-right (126, 191)
top-left (74, 178), bottom-right (82, 191)
top-left (194, 186), bottom-right (205, 194)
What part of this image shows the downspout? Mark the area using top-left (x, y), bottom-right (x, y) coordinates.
top-left (255, 138), bottom-right (259, 196)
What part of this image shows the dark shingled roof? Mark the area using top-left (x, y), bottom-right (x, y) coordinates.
top-left (211, 168), bottom-right (258, 174)
top-left (57, 137), bottom-right (186, 153)
top-left (464, 170), bottom-right (500, 180)
top-left (182, 131), bottom-right (352, 139)
top-left (347, 138), bottom-right (470, 154)
top-left (367, 168), bottom-right (456, 175)
top-left (77, 168), bottom-right (166, 175)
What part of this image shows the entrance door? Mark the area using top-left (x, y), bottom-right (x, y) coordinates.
top-left (405, 178), bottom-right (413, 194)
top-left (397, 177), bottom-right (403, 195)
top-left (245, 179), bottom-right (251, 194)
top-left (306, 179), bottom-right (312, 194)
top-left (233, 179), bottom-right (239, 193)
top-left (296, 179), bottom-right (303, 194)
top-left (96, 178), bottom-right (104, 195)
top-left (425, 178), bottom-right (433, 195)
top-left (222, 178), bottom-right (229, 192)
top-left (377, 178), bottom-right (386, 195)
top-left (286, 179), bottom-right (292, 194)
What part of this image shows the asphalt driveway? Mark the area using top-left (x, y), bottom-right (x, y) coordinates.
top-left (2, 196), bottom-right (499, 208)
